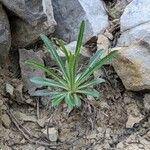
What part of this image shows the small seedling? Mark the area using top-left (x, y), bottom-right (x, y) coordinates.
top-left (25, 21), bottom-right (117, 112)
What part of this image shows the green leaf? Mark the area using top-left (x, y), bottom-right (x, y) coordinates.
top-left (40, 34), bottom-right (69, 80)
top-left (56, 39), bottom-right (69, 62)
top-left (77, 50), bottom-right (118, 85)
top-left (25, 60), bottom-right (67, 86)
top-left (65, 93), bottom-right (75, 112)
top-left (68, 52), bottom-right (75, 90)
top-left (32, 89), bottom-right (53, 96)
top-left (30, 77), bottom-right (67, 90)
top-left (74, 21), bottom-right (85, 68)
top-left (52, 94), bottom-right (66, 107)
top-left (74, 94), bottom-right (81, 107)
top-left (78, 78), bottom-right (105, 89)
top-left (76, 49), bottom-right (104, 84)
top-left (77, 89), bottom-right (100, 97)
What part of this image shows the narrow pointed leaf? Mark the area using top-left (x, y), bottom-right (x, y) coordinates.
top-left (40, 34), bottom-right (68, 80)
top-left (77, 50), bottom-right (118, 85)
top-left (78, 78), bottom-right (105, 89)
top-left (30, 77), bottom-right (67, 90)
top-left (32, 89), bottom-right (54, 96)
top-left (74, 94), bottom-right (81, 107)
top-left (52, 94), bottom-right (66, 107)
top-left (25, 60), bottom-right (67, 86)
top-left (65, 94), bottom-right (74, 112)
top-left (73, 21), bottom-right (85, 74)
top-left (56, 39), bottom-right (69, 62)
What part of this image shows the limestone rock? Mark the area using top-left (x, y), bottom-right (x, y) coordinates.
top-left (113, 45), bottom-right (150, 91)
top-left (120, 0), bottom-right (150, 32)
top-left (52, 0), bottom-right (108, 43)
top-left (97, 34), bottom-right (110, 51)
top-left (10, 0), bottom-right (56, 48)
top-left (118, 23), bottom-right (150, 47)
top-left (0, 4), bottom-right (11, 66)
top-left (0, 0), bottom-right (46, 26)
top-left (19, 49), bottom-right (45, 95)
top-left (115, 0), bottom-right (150, 91)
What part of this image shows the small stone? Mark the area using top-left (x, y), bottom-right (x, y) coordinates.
top-left (15, 112), bottom-right (36, 122)
top-left (43, 127), bottom-right (58, 142)
top-left (117, 142), bottom-right (124, 149)
top-left (6, 83), bottom-right (14, 96)
top-left (36, 146), bottom-right (45, 150)
top-left (126, 114), bottom-right (143, 128)
top-left (25, 99), bottom-right (33, 104)
top-left (143, 94), bottom-right (150, 111)
top-left (97, 34), bottom-right (110, 51)
top-left (2, 114), bottom-right (11, 128)
top-left (0, 100), bottom-right (3, 106)
top-left (87, 130), bottom-right (97, 139)
top-left (1, 105), bottom-right (7, 110)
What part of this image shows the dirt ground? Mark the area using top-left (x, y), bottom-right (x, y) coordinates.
top-left (0, 1), bottom-right (150, 149)
top-left (0, 61), bottom-right (149, 150)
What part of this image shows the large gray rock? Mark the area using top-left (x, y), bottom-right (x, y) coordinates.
top-left (120, 0), bottom-right (150, 32)
top-left (52, 0), bottom-right (108, 43)
top-left (0, 4), bottom-right (11, 66)
top-left (19, 49), bottom-right (45, 95)
top-left (114, 0), bottom-right (150, 91)
top-left (10, 0), bottom-right (56, 48)
top-left (0, 0), bottom-right (46, 26)
top-left (113, 44), bottom-right (150, 91)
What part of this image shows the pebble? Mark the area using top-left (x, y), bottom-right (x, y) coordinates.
top-left (2, 114), bottom-right (11, 128)
top-left (43, 127), bottom-right (58, 142)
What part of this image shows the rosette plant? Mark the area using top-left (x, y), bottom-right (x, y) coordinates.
top-left (25, 21), bottom-right (117, 112)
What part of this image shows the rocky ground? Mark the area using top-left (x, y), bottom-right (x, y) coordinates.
top-left (0, 0), bottom-right (150, 150)
top-left (0, 60), bottom-right (150, 150)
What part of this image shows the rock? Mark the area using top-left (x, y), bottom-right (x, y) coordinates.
top-left (115, 0), bottom-right (150, 91)
top-left (6, 83), bottom-right (14, 96)
top-left (14, 83), bottom-right (24, 103)
top-left (126, 114), bottom-right (143, 128)
top-left (118, 23), bottom-right (150, 47)
top-left (14, 112), bottom-right (36, 122)
top-left (2, 114), bottom-right (11, 128)
top-left (19, 49), bottom-right (45, 95)
top-left (120, 0), bottom-right (150, 32)
top-left (125, 99), bottom-right (144, 128)
top-left (143, 94), bottom-right (150, 111)
top-left (52, 0), bottom-right (108, 43)
top-left (0, 0), bottom-right (46, 25)
top-left (43, 127), bottom-right (58, 142)
top-left (112, 45), bottom-right (150, 91)
top-left (0, 4), bottom-right (11, 66)
top-left (10, 0), bottom-right (56, 48)
top-left (36, 146), bottom-right (45, 150)
top-left (97, 34), bottom-right (110, 51)
top-left (0, 100), bottom-right (3, 106)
